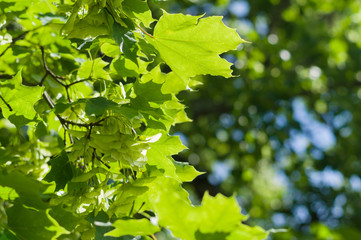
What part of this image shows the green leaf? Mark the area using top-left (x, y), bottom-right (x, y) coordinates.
top-left (197, 192), bottom-right (247, 233)
top-left (6, 202), bottom-right (60, 240)
top-left (0, 71), bottom-right (44, 127)
top-left (44, 151), bottom-right (73, 191)
top-left (0, 148), bottom-right (20, 165)
top-left (146, 177), bottom-right (260, 240)
top-left (226, 225), bottom-right (268, 240)
top-left (130, 81), bottom-right (174, 130)
top-left (101, 42), bottom-right (121, 58)
top-left (85, 211), bottom-right (113, 240)
top-left (132, 79), bottom-right (172, 106)
top-left (0, 169), bottom-right (48, 209)
top-left (122, 0), bottom-right (154, 28)
top-left (141, 65), bottom-right (191, 94)
top-left (49, 206), bottom-right (81, 232)
top-left (85, 97), bottom-right (117, 116)
top-left (113, 22), bottom-right (139, 64)
top-left (151, 12), bottom-right (244, 90)
top-left (0, 186), bottom-right (18, 201)
top-left (146, 177), bottom-right (197, 240)
top-left (173, 161), bottom-right (204, 182)
top-left (161, 71), bottom-right (189, 94)
top-left (109, 177), bottom-right (154, 216)
top-left (0, 229), bottom-right (17, 240)
top-left (195, 231), bottom-right (230, 240)
top-left (146, 132), bottom-right (187, 180)
top-left (77, 58), bottom-right (111, 80)
top-left (71, 168), bottom-right (108, 183)
top-left (63, 6), bottom-right (111, 38)
top-left (111, 56), bottom-right (140, 77)
top-left (105, 218), bottom-right (160, 237)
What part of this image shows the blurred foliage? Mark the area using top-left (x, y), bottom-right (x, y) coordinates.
top-left (149, 0), bottom-right (361, 239)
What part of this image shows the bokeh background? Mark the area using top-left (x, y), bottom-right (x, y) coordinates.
top-left (151, 0), bottom-right (361, 239)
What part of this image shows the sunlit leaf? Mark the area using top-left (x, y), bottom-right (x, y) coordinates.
top-left (105, 218), bottom-right (160, 237)
top-left (151, 12), bottom-right (244, 90)
top-left (0, 71), bottom-right (44, 127)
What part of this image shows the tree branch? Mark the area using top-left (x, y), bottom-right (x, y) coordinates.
top-left (66, 79), bottom-right (89, 87)
top-left (40, 46), bottom-right (66, 85)
top-left (40, 46), bottom-right (72, 102)
top-left (39, 73), bottom-right (48, 85)
top-left (59, 118), bottom-right (104, 128)
top-left (42, 90), bottom-right (74, 144)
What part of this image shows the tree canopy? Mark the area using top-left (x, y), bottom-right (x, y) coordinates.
top-left (2, 0), bottom-right (360, 239)
top-left (0, 0), bottom-right (271, 239)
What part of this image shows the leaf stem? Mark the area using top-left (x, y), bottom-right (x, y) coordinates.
top-left (136, 24), bottom-right (153, 38)
top-left (0, 94), bottom-right (12, 111)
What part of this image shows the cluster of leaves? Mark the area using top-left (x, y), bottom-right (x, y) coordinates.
top-left (159, 0), bottom-right (361, 239)
top-left (0, 0), bottom-right (268, 239)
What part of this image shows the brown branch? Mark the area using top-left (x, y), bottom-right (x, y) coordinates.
top-left (40, 46), bottom-right (73, 102)
top-left (39, 46), bottom-right (93, 103)
top-left (40, 46), bottom-right (66, 85)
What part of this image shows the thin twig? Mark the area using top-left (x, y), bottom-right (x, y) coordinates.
top-left (60, 118), bottom-right (104, 128)
top-left (0, 94), bottom-right (12, 111)
top-left (66, 79), bottom-right (89, 87)
top-left (40, 46), bottom-right (73, 102)
top-left (40, 46), bottom-right (66, 84)
top-left (39, 48), bottom-right (73, 143)
top-left (92, 148), bottom-right (111, 169)
top-left (65, 88), bottom-right (71, 102)
top-left (0, 31), bottom-right (29, 58)
top-left (42, 90), bottom-right (74, 144)
top-left (135, 202), bottom-right (145, 215)
top-left (39, 72), bottom-right (48, 85)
